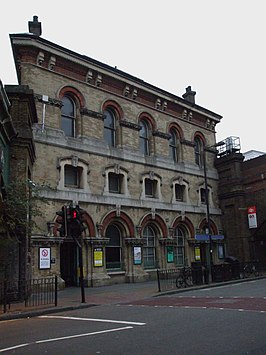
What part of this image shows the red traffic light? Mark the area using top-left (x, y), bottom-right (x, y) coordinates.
top-left (72, 209), bottom-right (77, 219)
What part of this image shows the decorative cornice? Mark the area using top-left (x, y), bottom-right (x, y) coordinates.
top-left (80, 107), bottom-right (105, 120)
top-left (84, 237), bottom-right (110, 245)
top-left (120, 120), bottom-right (141, 131)
top-left (152, 130), bottom-right (170, 140)
top-left (159, 238), bottom-right (178, 246)
top-left (30, 235), bottom-right (63, 245)
top-left (125, 237), bottom-right (146, 246)
top-left (11, 34), bottom-right (222, 123)
top-left (181, 139), bottom-right (195, 147)
top-left (35, 94), bottom-right (62, 107)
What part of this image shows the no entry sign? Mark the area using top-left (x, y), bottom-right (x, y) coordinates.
top-left (39, 247), bottom-right (51, 269)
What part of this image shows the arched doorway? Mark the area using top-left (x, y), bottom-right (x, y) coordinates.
top-left (60, 239), bottom-right (79, 286)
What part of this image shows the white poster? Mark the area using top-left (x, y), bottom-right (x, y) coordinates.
top-left (247, 206), bottom-right (257, 229)
top-left (133, 246), bottom-right (142, 265)
top-left (39, 247), bottom-right (51, 269)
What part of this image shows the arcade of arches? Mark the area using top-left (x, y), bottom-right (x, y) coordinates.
top-left (40, 209), bottom-right (223, 287)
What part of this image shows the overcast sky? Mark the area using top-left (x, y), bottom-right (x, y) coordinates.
top-left (1, 0), bottom-right (265, 153)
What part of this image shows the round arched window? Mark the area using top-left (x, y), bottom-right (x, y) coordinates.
top-left (61, 96), bottom-right (76, 137)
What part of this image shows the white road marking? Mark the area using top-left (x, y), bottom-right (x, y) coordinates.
top-left (35, 326), bottom-right (133, 343)
top-left (0, 327), bottom-right (132, 353)
top-left (200, 283), bottom-right (240, 291)
top-left (39, 315), bottom-right (146, 326)
top-left (0, 316), bottom-right (145, 352)
top-left (0, 343), bottom-right (30, 353)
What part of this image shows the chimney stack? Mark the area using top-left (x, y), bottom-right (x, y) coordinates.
top-left (28, 16), bottom-right (42, 36)
top-left (182, 86), bottom-right (196, 104)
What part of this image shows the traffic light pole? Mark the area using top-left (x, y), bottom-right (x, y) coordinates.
top-left (78, 242), bottom-right (86, 303)
top-left (72, 234), bottom-right (85, 303)
top-left (57, 203), bottom-right (86, 303)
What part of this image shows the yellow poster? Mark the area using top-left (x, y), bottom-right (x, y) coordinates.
top-left (195, 246), bottom-right (201, 261)
top-left (94, 248), bottom-right (103, 267)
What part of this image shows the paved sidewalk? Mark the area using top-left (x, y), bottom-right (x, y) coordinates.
top-left (0, 280), bottom-right (159, 321)
top-left (1, 276), bottom-right (265, 321)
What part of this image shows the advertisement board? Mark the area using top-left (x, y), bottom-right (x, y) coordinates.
top-left (133, 246), bottom-right (142, 265)
top-left (94, 247), bottom-right (103, 267)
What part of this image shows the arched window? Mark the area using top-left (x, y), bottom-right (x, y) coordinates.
top-left (139, 120), bottom-right (150, 155)
top-left (105, 224), bottom-right (122, 269)
top-left (143, 225), bottom-right (156, 268)
top-left (104, 109), bottom-right (116, 147)
top-left (61, 96), bottom-right (76, 137)
top-left (169, 128), bottom-right (178, 162)
top-left (174, 227), bottom-right (185, 266)
top-left (194, 136), bottom-right (203, 166)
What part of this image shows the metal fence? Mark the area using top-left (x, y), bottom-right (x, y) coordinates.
top-left (157, 262), bottom-right (265, 292)
top-left (157, 268), bottom-right (180, 292)
top-left (0, 276), bottom-right (58, 313)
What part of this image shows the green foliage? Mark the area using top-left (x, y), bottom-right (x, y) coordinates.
top-left (0, 179), bottom-right (51, 243)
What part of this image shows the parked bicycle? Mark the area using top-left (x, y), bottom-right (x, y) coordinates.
top-left (240, 262), bottom-right (261, 278)
top-left (176, 266), bottom-right (193, 288)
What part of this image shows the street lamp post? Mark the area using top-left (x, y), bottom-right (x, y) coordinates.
top-left (203, 149), bottom-right (212, 283)
top-left (203, 141), bottom-right (224, 283)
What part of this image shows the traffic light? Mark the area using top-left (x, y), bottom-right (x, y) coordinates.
top-left (56, 204), bottom-right (86, 238)
top-left (68, 205), bottom-right (86, 238)
top-left (56, 206), bottom-right (67, 237)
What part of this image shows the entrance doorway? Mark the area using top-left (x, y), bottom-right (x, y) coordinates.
top-left (60, 240), bottom-right (78, 286)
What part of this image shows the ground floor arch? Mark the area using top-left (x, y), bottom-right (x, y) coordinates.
top-left (30, 207), bottom-right (224, 287)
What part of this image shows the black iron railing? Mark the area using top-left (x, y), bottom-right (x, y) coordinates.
top-left (157, 268), bottom-right (179, 292)
top-left (0, 276), bottom-right (58, 313)
top-left (157, 262), bottom-right (265, 292)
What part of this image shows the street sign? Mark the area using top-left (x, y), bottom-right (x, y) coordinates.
top-left (247, 206), bottom-right (257, 229)
top-left (39, 247), bottom-right (51, 269)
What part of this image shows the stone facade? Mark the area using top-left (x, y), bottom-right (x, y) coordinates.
top-left (9, 18), bottom-right (224, 286)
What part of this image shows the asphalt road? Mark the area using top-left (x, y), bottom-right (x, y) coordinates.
top-left (0, 279), bottom-right (266, 354)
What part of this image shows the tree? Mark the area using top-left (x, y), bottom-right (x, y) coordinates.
top-left (0, 179), bottom-right (50, 280)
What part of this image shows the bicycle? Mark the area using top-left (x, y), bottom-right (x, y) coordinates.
top-left (176, 267), bottom-right (193, 288)
top-left (240, 262), bottom-right (260, 278)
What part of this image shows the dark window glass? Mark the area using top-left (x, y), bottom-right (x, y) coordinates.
top-left (106, 224), bottom-right (122, 269)
top-left (194, 137), bottom-right (202, 166)
top-left (61, 96), bottom-right (75, 137)
top-left (109, 172), bottom-right (123, 193)
top-left (175, 184), bottom-right (184, 201)
top-left (200, 187), bottom-right (209, 204)
top-left (64, 165), bottom-right (81, 187)
top-left (139, 120), bottom-right (149, 155)
top-left (169, 128), bottom-right (178, 162)
top-left (143, 226), bottom-right (156, 268)
top-left (104, 109), bottom-right (116, 146)
top-left (145, 179), bottom-right (156, 198)
top-left (174, 227), bottom-right (185, 266)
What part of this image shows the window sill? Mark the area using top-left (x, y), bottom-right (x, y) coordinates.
top-left (143, 268), bottom-right (157, 271)
top-left (107, 270), bottom-right (126, 275)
